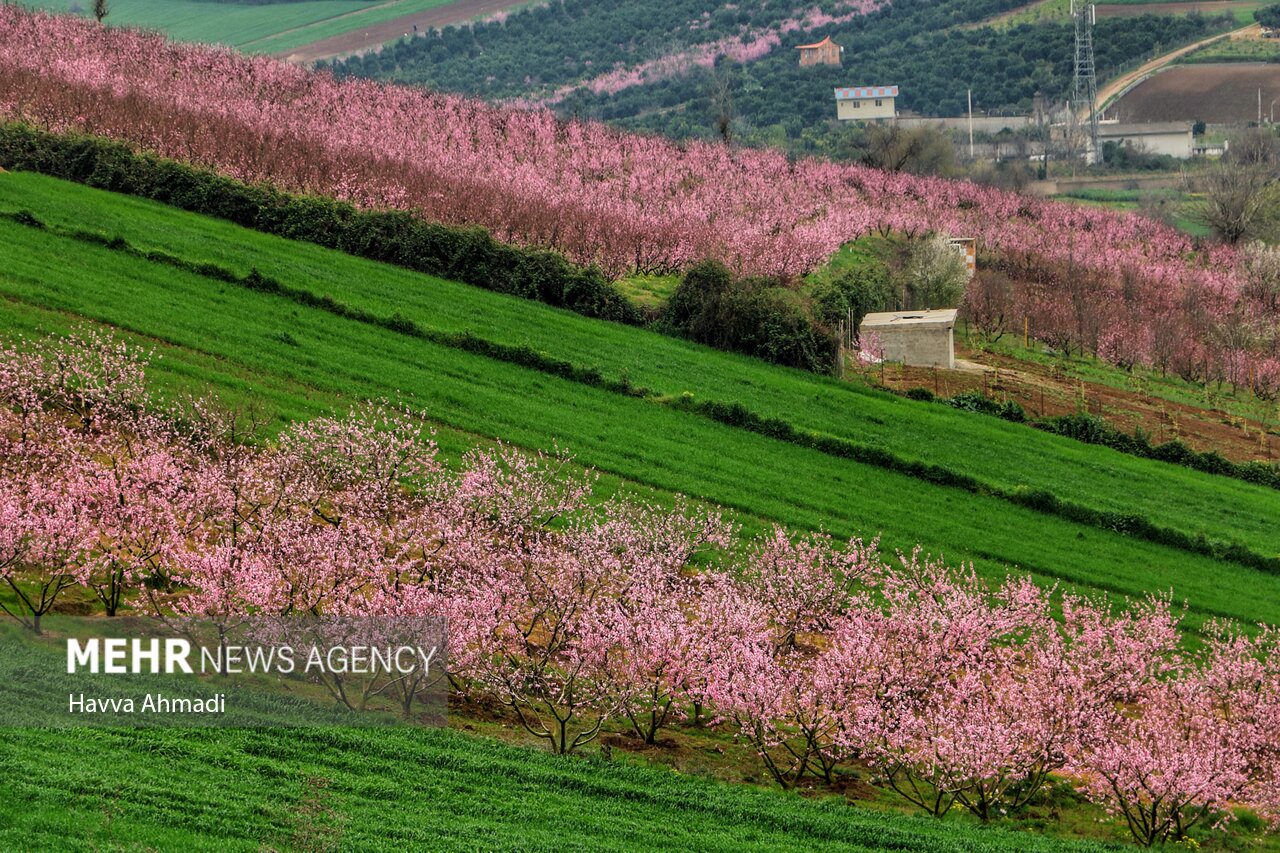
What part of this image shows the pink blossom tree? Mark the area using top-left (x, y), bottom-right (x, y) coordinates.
top-left (0, 463), bottom-right (95, 634)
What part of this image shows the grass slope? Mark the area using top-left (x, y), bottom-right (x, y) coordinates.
top-left (0, 727), bottom-right (1111, 852)
top-left (6, 172), bottom-right (1277, 562)
top-left (1, 173), bottom-right (1278, 633)
top-left (0, 621), bottom-right (1120, 853)
top-left (19, 0), bottom-right (458, 54)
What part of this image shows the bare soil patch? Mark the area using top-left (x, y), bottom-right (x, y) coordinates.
top-left (866, 346), bottom-right (1280, 464)
top-left (1113, 62), bottom-right (1280, 122)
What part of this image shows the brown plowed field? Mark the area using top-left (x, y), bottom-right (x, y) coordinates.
top-left (1112, 62), bottom-right (1280, 122)
top-left (279, 0), bottom-right (518, 63)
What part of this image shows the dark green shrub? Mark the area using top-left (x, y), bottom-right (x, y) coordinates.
top-left (811, 262), bottom-right (895, 329)
top-left (944, 391), bottom-right (1026, 423)
top-left (385, 312), bottom-right (421, 335)
top-left (8, 209), bottom-right (44, 229)
top-left (665, 259), bottom-right (733, 330)
top-left (1035, 412), bottom-right (1280, 492)
top-left (666, 263), bottom-right (836, 372)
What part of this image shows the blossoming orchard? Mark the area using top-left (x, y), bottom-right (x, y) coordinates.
top-left (2, 7), bottom-right (1279, 393)
top-left (518, 1), bottom-right (889, 106)
top-left (2, 330), bottom-right (1279, 847)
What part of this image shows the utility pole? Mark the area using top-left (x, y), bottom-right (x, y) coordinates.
top-left (1260, 87), bottom-right (1264, 124)
top-left (967, 88), bottom-right (975, 159)
top-left (1072, 1), bottom-right (1101, 164)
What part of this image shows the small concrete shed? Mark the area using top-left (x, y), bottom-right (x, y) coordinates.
top-left (859, 309), bottom-right (958, 369)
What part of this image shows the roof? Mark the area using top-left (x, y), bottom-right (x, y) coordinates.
top-left (796, 36), bottom-right (840, 50)
top-left (1098, 122), bottom-right (1192, 137)
top-left (859, 309), bottom-right (959, 330)
top-left (835, 86), bottom-right (898, 101)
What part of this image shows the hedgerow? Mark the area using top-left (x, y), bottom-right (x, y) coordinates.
top-left (0, 124), bottom-right (641, 326)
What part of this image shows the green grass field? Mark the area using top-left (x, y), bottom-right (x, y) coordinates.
top-left (1050, 187), bottom-right (1212, 238)
top-left (1184, 35), bottom-right (1280, 62)
top-left (0, 731), bottom-right (1105, 851)
top-left (0, 727), bottom-right (1112, 852)
top-left (20, 0), bottom-right (459, 54)
top-left (0, 618), bottom-right (1126, 852)
top-left (0, 617), bottom-right (1121, 850)
top-left (2, 172), bottom-right (1279, 636)
top-left (990, 0), bottom-right (1260, 29)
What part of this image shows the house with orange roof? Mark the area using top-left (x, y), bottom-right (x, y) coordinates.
top-left (796, 35), bottom-right (842, 67)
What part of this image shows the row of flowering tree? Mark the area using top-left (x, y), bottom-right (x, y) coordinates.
top-left (2, 329), bottom-right (1279, 846)
top-left (1, 7), bottom-right (1278, 392)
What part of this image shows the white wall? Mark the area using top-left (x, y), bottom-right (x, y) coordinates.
top-left (1101, 131), bottom-right (1193, 159)
top-left (837, 98), bottom-right (896, 121)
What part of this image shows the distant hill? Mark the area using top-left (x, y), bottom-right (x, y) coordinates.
top-left (327, 0), bottom-right (1231, 141)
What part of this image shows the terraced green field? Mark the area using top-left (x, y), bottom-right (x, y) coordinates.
top-left (19, 0), bottom-right (456, 54)
top-left (1, 171), bottom-right (1278, 633)
top-left (8, 173), bottom-right (1278, 560)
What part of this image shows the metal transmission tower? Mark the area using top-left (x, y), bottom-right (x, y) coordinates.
top-left (1071, 0), bottom-right (1101, 164)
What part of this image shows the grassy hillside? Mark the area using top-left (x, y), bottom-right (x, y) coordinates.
top-left (993, 0), bottom-right (1261, 28)
top-left (0, 726), bottom-right (1120, 851)
top-left (2, 172), bottom-right (1279, 635)
top-left (9, 172), bottom-right (1279, 561)
top-left (18, 0), bottom-right (458, 54)
top-left (1, 621), bottom-right (1121, 852)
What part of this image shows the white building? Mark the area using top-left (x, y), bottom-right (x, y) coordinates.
top-left (1097, 121), bottom-right (1194, 159)
top-left (835, 86), bottom-right (898, 121)
top-left (859, 309), bottom-right (959, 369)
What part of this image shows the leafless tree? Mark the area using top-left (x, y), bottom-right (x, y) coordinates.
top-left (1228, 126), bottom-right (1280, 169)
top-left (708, 65), bottom-right (735, 146)
top-left (1189, 128), bottom-right (1280, 244)
top-left (93, 0), bottom-right (108, 22)
top-left (1190, 163), bottom-right (1280, 244)
top-left (857, 124), bottom-right (955, 177)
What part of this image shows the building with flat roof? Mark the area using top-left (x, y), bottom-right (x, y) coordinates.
top-left (859, 308), bottom-right (959, 369)
top-left (1098, 121), bottom-right (1194, 159)
top-left (835, 86), bottom-right (898, 121)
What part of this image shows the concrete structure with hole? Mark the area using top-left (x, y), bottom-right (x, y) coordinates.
top-left (859, 309), bottom-right (959, 369)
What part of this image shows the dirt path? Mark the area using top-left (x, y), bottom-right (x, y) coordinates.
top-left (869, 346), bottom-right (1280, 463)
top-left (278, 0), bottom-right (520, 63)
top-left (1091, 22), bottom-right (1259, 117)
